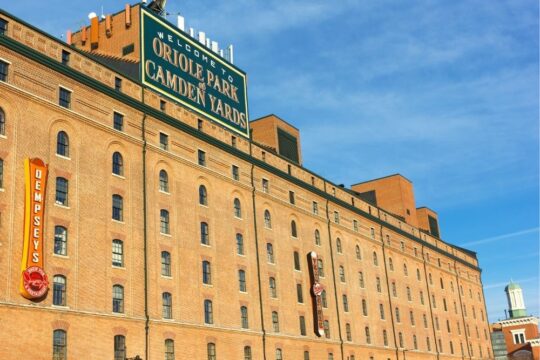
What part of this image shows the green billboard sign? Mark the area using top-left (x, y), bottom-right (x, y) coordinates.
top-left (140, 9), bottom-right (249, 137)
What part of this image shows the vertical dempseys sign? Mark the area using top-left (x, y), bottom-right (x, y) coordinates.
top-left (140, 8), bottom-right (249, 138)
top-left (307, 251), bottom-right (325, 337)
top-left (20, 158), bottom-right (49, 300)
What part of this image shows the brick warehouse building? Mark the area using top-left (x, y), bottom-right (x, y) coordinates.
top-left (0, 3), bottom-right (493, 360)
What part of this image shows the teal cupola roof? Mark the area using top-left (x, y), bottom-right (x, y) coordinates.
top-left (505, 280), bottom-right (527, 318)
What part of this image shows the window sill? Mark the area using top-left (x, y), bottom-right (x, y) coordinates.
top-left (54, 203), bottom-right (70, 209)
top-left (112, 173), bottom-right (125, 180)
top-left (53, 254), bottom-right (69, 259)
top-left (0, 188), bottom-right (5, 192)
top-left (159, 190), bottom-right (170, 195)
top-left (161, 275), bottom-right (173, 279)
top-left (51, 305), bottom-right (69, 309)
top-left (112, 219), bottom-right (125, 224)
top-left (112, 265), bottom-right (125, 269)
top-left (0, 134), bottom-right (6, 140)
top-left (55, 154), bottom-right (71, 160)
top-left (160, 232), bottom-right (172, 237)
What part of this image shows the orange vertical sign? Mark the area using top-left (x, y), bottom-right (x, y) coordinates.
top-left (20, 158), bottom-right (49, 300)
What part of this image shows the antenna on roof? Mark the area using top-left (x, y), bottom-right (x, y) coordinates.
top-left (147, 0), bottom-right (167, 16)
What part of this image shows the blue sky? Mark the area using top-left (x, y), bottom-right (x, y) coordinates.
top-left (2, 1), bottom-right (538, 322)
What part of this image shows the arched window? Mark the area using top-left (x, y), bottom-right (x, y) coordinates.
top-left (165, 339), bottom-right (175, 360)
top-left (355, 245), bottom-right (362, 260)
top-left (56, 131), bottom-right (69, 157)
top-left (160, 209), bottom-right (170, 234)
top-left (342, 294), bottom-right (349, 312)
top-left (114, 335), bottom-right (126, 360)
top-left (272, 311), bottom-right (279, 332)
top-left (372, 251), bottom-right (378, 266)
top-left (204, 299), bottom-right (213, 324)
top-left (202, 261), bottom-right (211, 285)
top-left (264, 210), bottom-right (272, 228)
top-left (321, 290), bottom-right (328, 308)
top-left (238, 269), bottom-right (247, 292)
top-left (392, 282), bottom-right (397, 297)
top-left (207, 343), bottom-right (216, 360)
top-left (395, 307), bottom-right (401, 323)
top-left (317, 259), bottom-right (325, 277)
top-left (324, 320), bottom-right (330, 338)
top-left (112, 285), bottom-right (124, 313)
top-left (362, 299), bottom-right (368, 316)
top-left (388, 257), bottom-right (394, 271)
top-left (0, 158), bottom-right (3, 189)
top-left (359, 271), bottom-right (365, 288)
top-left (275, 348), bottom-right (283, 360)
top-left (336, 238), bottom-right (342, 253)
top-left (365, 326), bottom-right (371, 344)
top-left (314, 229), bottom-right (321, 246)
top-left (291, 220), bottom-right (297, 237)
top-left (266, 243), bottom-right (274, 263)
top-left (403, 263), bottom-right (408, 276)
top-left (55, 177), bottom-right (68, 206)
top-left (112, 152), bottom-right (123, 176)
top-left (417, 268), bottom-right (421, 280)
top-left (339, 266), bottom-right (345, 282)
top-left (159, 170), bottom-right (169, 192)
top-left (407, 287), bottom-right (412, 301)
top-left (269, 277), bottom-right (277, 298)
top-left (0, 108), bottom-right (5, 135)
top-left (112, 195), bottom-right (123, 221)
top-left (236, 233), bottom-right (244, 255)
top-left (162, 292), bottom-right (172, 319)
top-left (293, 251), bottom-right (301, 271)
top-left (410, 310), bottom-right (415, 325)
top-left (414, 335), bottom-right (418, 350)
top-left (53, 329), bottom-right (67, 360)
top-left (398, 332), bottom-right (404, 348)
top-left (244, 346), bottom-right (252, 360)
top-left (199, 185), bottom-right (208, 205)
top-left (161, 251), bottom-right (171, 277)
top-left (200, 222), bottom-right (209, 245)
top-left (240, 305), bottom-right (249, 328)
top-left (112, 239), bottom-right (123, 267)
top-left (304, 350), bottom-right (310, 360)
top-left (233, 198), bottom-right (242, 218)
top-left (53, 275), bottom-right (66, 306)
top-left (346, 323), bottom-right (352, 341)
top-left (379, 303), bottom-right (385, 319)
top-left (54, 226), bottom-right (68, 256)
top-left (383, 329), bottom-right (388, 346)
top-left (376, 277), bottom-right (381, 292)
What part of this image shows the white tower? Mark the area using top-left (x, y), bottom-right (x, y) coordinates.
top-left (505, 281), bottom-right (527, 318)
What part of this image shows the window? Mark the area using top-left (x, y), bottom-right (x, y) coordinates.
top-left (235, 233), bottom-right (244, 255)
top-left (416, 268), bottom-right (421, 280)
top-left (59, 50), bottom-right (70, 66)
top-left (323, 320), bottom-right (330, 338)
top-left (269, 277), bottom-right (277, 298)
top-left (362, 299), bottom-right (368, 316)
top-left (296, 283), bottom-right (303, 303)
top-left (197, 119), bottom-right (203, 131)
top-left (266, 243), bottom-right (274, 263)
top-left (413, 335), bottom-right (418, 350)
top-left (264, 210), bottom-right (272, 228)
top-left (389, 258), bottom-right (394, 271)
top-left (114, 76), bottom-right (122, 91)
top-left (291, 220), bottom-right (297, 237)
top-left (159, 210), bottom-right (170, 234)
top-left (275, 348), bottom-right (283, 360)
top-left (54, 226), bottom-right (68, 256)
top-left (410, 310), bottom-right (415, 326)
top-left (161, 251), bottom-right (171, 276)
top-left (427, 337), bottom-right (431, 352)
top-left (339, 266), bottom-right (345, 282)
top-left (395, 307), bottom-right (400, 323)
top-left (400, 241), bottom-right (405, 251)
top-left (114, 335), bottom-right (126, 360)
top-left (240, 306), bottom-right (249, 328)
top-left (317, 259), bottom-right (324, 277)
top-left (113, 111), bottom-right (124, 131)
top-left (109, 240), bottom-right (125, 269)
top-left (112, 285), bottom-right (124, 313)
top-left (420, 291), bottom-right (425, 305)
top-left (353, 220), bottom-right (359, 232)
top-left (446, 319), bottom-right (451, 333)
top-left (300, 316), bottom-right (306, 335)
top-left (370, 227), bottom-right (375, 239)
top-left (0, 60), bottom-right (8, 82)
top-left (334, 211), bottom-right (340, 224)
top-left (513, 331), bottom-right (526, 344)
top-left (55, 177), bottom-right (69, 206)
top-left (244, 346), bottom-right (252, 360)
top-left (365, 326), bottom-right (371, 344)
top-left (112, 195), bottom-right (123, 221)
top-left (162, 292), bottom-right (172, 319)
top-left (346, 323), bottom-right (352, 341)
top-left (321, 290), bottom-right (328, 308)
top-left (202, 261), bottom-right (211, 285)
top-left (376, 277), bottom-right (381, 292)
top-left (231, 198), bottom-right (242, 219)
top-left (232, 165), bottom-right (239, 180)
top-left (160, 100), bottom-right (166, 111)
top-left (373, 251), bottom-right (378, 266)
top-left (315, 229), bottom-right (321, 246)
top-left (429, 273), bottom-right (433, 285)
top-left (0, 18), bottom-right (7, 35)
top-left (112, 152), bottom-right (124, 176)
top-left (304, 351), bottom-right (310, 360)
top-left (200, 222), bottom-right (209, 245)
top-left (238, 269), bottom-right (247, 292)
top-left (159, 170), bottom-right (169, 192)
top-left (355, 245), bottom-right (362, 260)
top-left (391, 282), bottom-right (397, 297)
top-left (328, 353), bottom-right (334, 360)
top-left (198, 149), bottom-right (206, 166)
top-left (293, 251), bottom-right (301, 270)
top-left (423, 314), bottom-right (428, 328)
top-left (398, 332), bottom-right (404, 348)
top-left (359, 272), bottom-right (365, 288)
top-left (342, 294), bottom-right (349, 312)
top-left (56, 131), bottom-right (69, 157)
top-left (159, 132), bottom-right (169, 150)
top-left (272, 311), bottom-right (279, 332)
top-left (289, 191), bottom-right (295, 204)
top-left (262, 179), bottom-right (269, 193)
top-left (204, 299), bottom-right (213, 324)
top-left (403, 263), bottom-right (408, 276)
top-left (59, 87), bottom-right (71, 108)
top-left (53, 275), bottom-right (66, 306)
top-left (312, 201), bottom-right (318, 215)
top-left (336, 238), bottom-right (342, 253)
top-left (432, 295), bottom-right (437, 308)
top-left (383, 330), bottom-right (388, 346)
top-left (435, 317), bottom-right (440, 330)
top-left (198, 185), bottom-right (208, 205)
top-left (207, 343), bottom-right (216, 360)
top-left (165, 339), bottom-right (175, 360)
top-left (440, 277), bottom-right (444, 289)
top-left (379, 303), bottom-right (385, 319)
top-left (53, 329), bottom-right (67, 360)
top-left (0, 108), bottom-right (4, 136)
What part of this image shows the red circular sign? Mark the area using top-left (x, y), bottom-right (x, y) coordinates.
top-left (22, 266), bottom-right (49, 298)
top-left (312, 282), bottom-right (324, 296)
